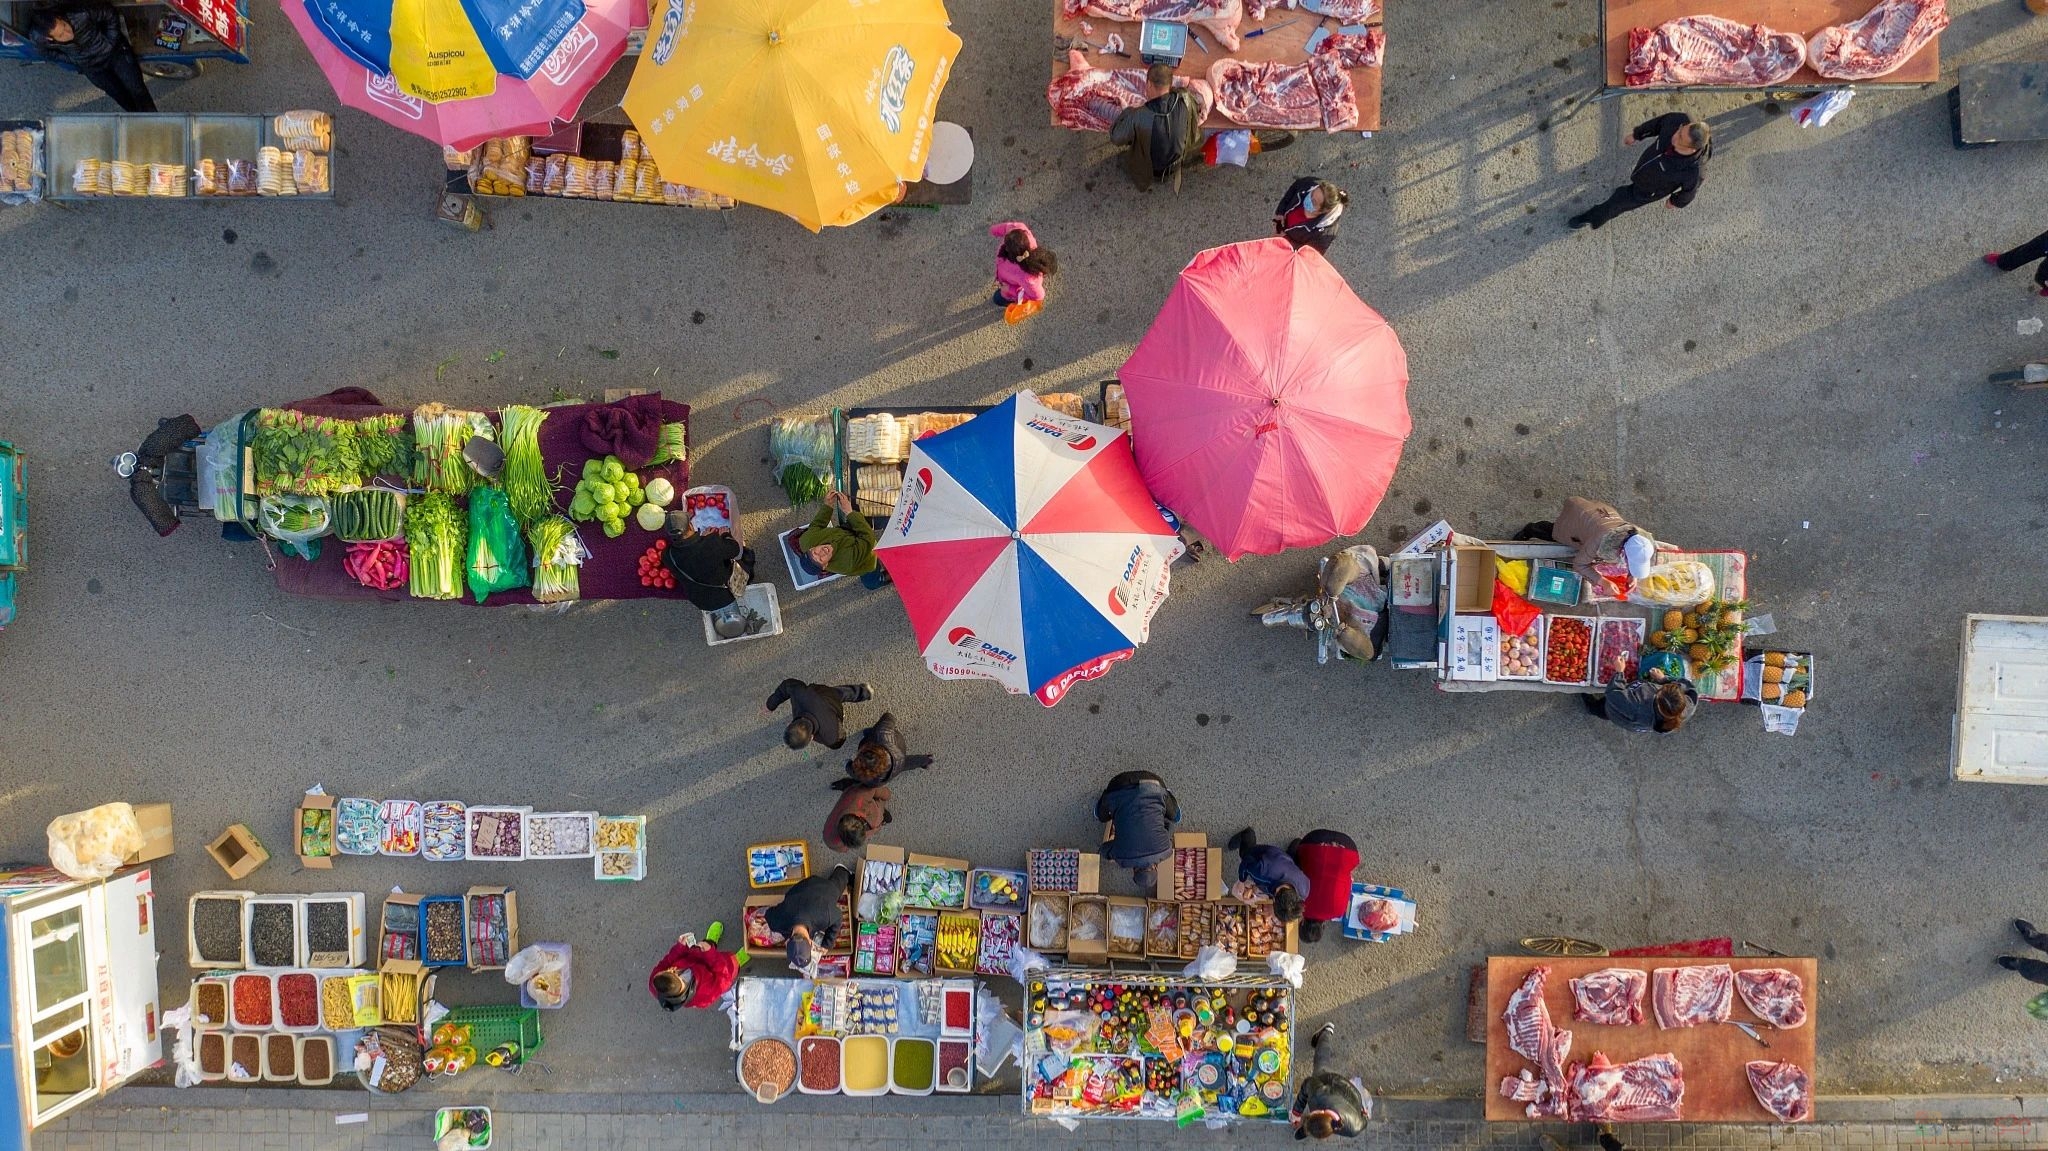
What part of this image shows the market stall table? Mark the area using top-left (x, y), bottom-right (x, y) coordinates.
top-left (1600, 0), bottom-right (1939, 91)
top-left (1485, 955), bottom-right (1816, 1123)
top-left (731, 976), bottom-right (988, 1099)
top-left (1048, 4), bottom-right (1383, 131)
top-left (1953, 63), bottom-right (2048, 147)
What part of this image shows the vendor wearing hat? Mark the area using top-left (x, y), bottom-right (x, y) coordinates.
top-left (765, 864), bottom-right (853, 971)
top-left (649, 922), bottom-right (745, 1012)
top-left (1515, 496), bottom-right (1657, 587)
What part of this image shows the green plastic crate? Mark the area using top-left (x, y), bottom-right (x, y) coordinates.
top-left (446, 1005), bottom-right (542, 1058)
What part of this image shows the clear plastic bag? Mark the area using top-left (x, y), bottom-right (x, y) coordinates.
top-left (47, 802), bottom-right (143, 880)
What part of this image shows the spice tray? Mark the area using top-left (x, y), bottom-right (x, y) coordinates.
top-left (195, 1030), bottom-right (228, 1081)
top-left (225, 1032), bottom-right (263, 1082)
top-left (525, 812), bottom-right (598, 860)
top-left (227, 972), bottom-right (276, 1031)
top-left (298, 1035), bottom-right (336, 1086)
top-left (265, 1032), bottom-right (301, 1083)
top-left (465, 806), bottom-right (531, 862)
top-left (188, 890), bottom-right (253, 970)
top-left (417, 896), bottom-right (469, 968)
top-left (796, 1035), bottom-right (841, 1095)
top-left (299, 892), bottom-right (366, 969)
top-left (243, 896), bottom-right (305, 969)
top-left (270, 971), bottom-right (324, 1034)
top-left (595, 815), bottom-right (646, 882)
top-left (890, 1036), bottom-right (937, 1096)
top-left (517, 942), bottom-right (571, 1009)
top-left (838, 1033), bottom-right (892, 1097)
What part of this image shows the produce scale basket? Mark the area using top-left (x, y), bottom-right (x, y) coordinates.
top-left (444, 1004), bottom-right (543, 1057)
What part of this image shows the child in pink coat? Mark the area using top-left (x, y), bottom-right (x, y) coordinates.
top-left (990, 221), bottom-right (1058, 308)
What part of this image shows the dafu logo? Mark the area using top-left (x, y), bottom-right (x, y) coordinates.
top-left (879, 45), bottom-right (913, 132)
top-left (1024, 416), bottom-right (1098, 451)
top-left (894, 466), bottom-right (933, 537)
top-left (946, 625), bottom-right (1018, 667)
top-left (651, 0), bottom-right (687, 65)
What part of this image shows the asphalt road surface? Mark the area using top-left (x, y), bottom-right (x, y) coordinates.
top-left (2, 0), bottom-right (2046, 1107)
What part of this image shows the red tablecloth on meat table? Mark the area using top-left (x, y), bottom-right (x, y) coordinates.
top-left (269, 390), bottom-right (693, 606)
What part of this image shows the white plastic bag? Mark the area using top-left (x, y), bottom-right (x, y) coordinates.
top-left (1267, 951), bottom-right (1306, 989)
top-left (1008, 946), bottom-right (1053, 983)
top-left (1632, 560), bottom-right (1716, 606)
top-left (504, 944), bottom-right (565, 986)
top-left (1791, 89), bottom-right (1852, 128)
top-left (1182, 945), bottom-right (1238, 981)
top-left (47, 802), bottom-right (144, 880)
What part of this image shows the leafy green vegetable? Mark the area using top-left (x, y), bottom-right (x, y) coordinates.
top-left (529, 516), bottom-right (581, 604)
top-left (779, 462), bottom-right (826, 507)
top-left (497, 405), bottom-right (555, 529)
top-left (412, 404), bottom-right (486, 494)
top-left (404, 492), bottom-right (466, 600)
top-left (647, 421), bottom-right (688, 466)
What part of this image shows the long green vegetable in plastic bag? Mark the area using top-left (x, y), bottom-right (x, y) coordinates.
top-left (498, 405), bottom-right (555, 527)
top-left (404, 492), bottom-right (466, 600)
top-left (529, 515), bottom-right (581, 604)
top-left (647, 421), bottom-right (688, 466)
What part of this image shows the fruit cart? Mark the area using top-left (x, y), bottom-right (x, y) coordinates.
top-left (0, 438), bottom-right (23, 628)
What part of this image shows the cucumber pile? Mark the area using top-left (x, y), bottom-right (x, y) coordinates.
top-left (333, 489), bottom-right (404, 541)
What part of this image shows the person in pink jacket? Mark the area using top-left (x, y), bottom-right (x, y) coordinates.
top-left (989, 221), bottom-right (1057, 308)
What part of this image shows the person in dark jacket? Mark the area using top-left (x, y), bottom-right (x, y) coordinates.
top-left (1273, 177), bottom-right (1347, 253)
top-left (648, 921), bottom-right (744, 1011)
top-left (663, 518), bottom-right (756, 612)
top-left (1984, 230), bottom-right (2048, 297)
top-left (1289, 830), bottom-right (1359, 943)
top-left (1539, 1128), bottom-right (1631, 1151)
top-left (1568, 113), bottom-right (1709, 231)
top-left (1110, 65), bottom-right (1206, 192)
top-left (26, 1), bottom-right (155, 112)
top-left (1228, 827), bottom-right (1307, 925)
top-left (834, 712), bottom-right (933, 790)
top-left (764, 864), bottom-right (852, 970)
top-left (1096, 770), bottom-right (1180, 887)
top-left (765, 678), bottom-right (873, 750)
top-left (1584, 665), bottom-right (1698, 733)
top-left (823, 782), bottom-right (891, 852)
top-left (1996, 918), bottom-right (2048, 985)
top-left (1291, 1022), bottom-right (1370, 1140)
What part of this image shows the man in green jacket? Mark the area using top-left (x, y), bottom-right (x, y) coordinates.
top-left (798, 489), bottom-right (879, 576)
top-left (1109, 65), bottom-right (1205, 192)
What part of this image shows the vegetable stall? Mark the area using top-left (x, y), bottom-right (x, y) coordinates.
top-left (163, 388), bottom-right (696, 606)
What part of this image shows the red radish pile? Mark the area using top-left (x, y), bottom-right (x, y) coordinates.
top-left (638, 539), bottom-right (674, 590)
top-left (344, 540), bottom-right (409, 591)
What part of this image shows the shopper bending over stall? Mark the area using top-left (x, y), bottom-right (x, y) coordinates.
top-left (1228, 828), bottom-right (1307, 926)
top-left (1291, 1022), bottom-right (1371, 1140)
top-left (648, 921), bottom-right (745, 1011)
top-left (766, 864), bottom-right (853, 972)
top-left (765, 677), bottom-right (874, 750)
top-left (1515, 496), bottom-right (1659, 587)
top-left (834, 712), bottom-right (934, 790)
top-left (1585, 664), bottom-right (1698, 734)
top-left (1289, 830), bottom-right (1361, 943)
top-left (1096, 770), bottom-right (1180, 889)
top-left (824, 782), bottom-right (892, 852)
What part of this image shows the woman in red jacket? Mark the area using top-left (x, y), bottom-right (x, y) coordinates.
top-left (1289, 831), bottom-right (1360, 943)
top-left (649, 922), bottom-right (746, 1011)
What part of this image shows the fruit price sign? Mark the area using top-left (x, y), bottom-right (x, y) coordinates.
top-left (167, 0), bottom-right (241, 51)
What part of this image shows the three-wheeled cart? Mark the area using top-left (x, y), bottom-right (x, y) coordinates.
top-left (0, 0), bottom-right (248, 80)
top-left (1952, 613), bottom-right (2048, 783)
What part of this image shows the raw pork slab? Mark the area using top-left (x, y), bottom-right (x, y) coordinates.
top-left (1745, 1059), bottom-right (1813, 1122)
top-left (1652, 964), bottom-right (1733, 1028)
top-left (1047, 50), bottom-right (1215, 132)
top-left (1568, 1051), bottom-right (1685, 1122)
top-left (1570, 967), bottom-right (1648, 1026)
top-left (1313, 0), bottom-right (1375, 20)
top-left (1498, 966), bottom-right (1572, 1119)
top-left (1734, 967), bottom-right (1808, 1029)
top-left (1624, 15), bottom-right (1806, 87)
top-left (1312, 27), bottom-right (1383, 69)
top-left (1808, 0), bottom-right (1948, 81)
top-left (1064, 0), bottom-right (1246, 51)
top-left (1209, 55), bottom-right (1357, 131)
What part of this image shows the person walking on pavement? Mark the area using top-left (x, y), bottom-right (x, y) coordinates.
top-left (1291, 1022), bottom-right (1371, 1140)
top-left (1228, 828), bottom-right (1307, 926)
top-left (648, 921), bottom-right (746, 1011)
top-left (765, 864), bottom-right (853, 971)
top-left (1996, 918), bottom-right (2048, 984)
top-left (1568, 113), bottom-right (1710, 231)
top-left (1538, 1127), bottom-right (1631, 1151)
top-left (1289, 829), bottom-right (1360, 943)
top-left (834, 712), bottom-right (934, 790)
top-left (823, 782), bottom-right (891, 852)
top-left (1984, 229), bottom-right (2048, 296)
top-left (1273, 177), bottom-right (1348, 254)
top-left (25, 1), bottom-right (156, 112)
top-left (989, 221), bottom-right (1057, 310)
top-left (798, 489), bottom-right (881, 577)
top-left (1096, 770), bottom-right (1180, 888)
top-left (1110, 64), bottom-right (1207, 192)
top-left (765, 678), bottom-right (874, 750)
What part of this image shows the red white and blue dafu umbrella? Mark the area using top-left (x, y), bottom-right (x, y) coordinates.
top-left (875, 391), bottom-right (1184, 707)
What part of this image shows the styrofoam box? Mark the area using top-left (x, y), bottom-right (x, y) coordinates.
top-left (1447, 614), bottom-right (1501, 682)
top-left (1498, 615), bottom-right (1546, 682)
top-left (525, 812), bottom-right (598, 860)
top-left (465, 806), bottom-right (531, 862)
top-left (188, 890), bottom-right (253, 970)
top-left (269, 971), bottom-right (324, 1034)
top-left (703, 583), bottom-right (784, 647)
top-left (299, 892), bottom-right (367, 969)
top-left (243, 897), bottom-right (304, 969)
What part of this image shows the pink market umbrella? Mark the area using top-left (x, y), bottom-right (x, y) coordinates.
top-left (280, 0), bottom-right (629, 150)
top-left (1117, 237), bottom-right (1412, 561)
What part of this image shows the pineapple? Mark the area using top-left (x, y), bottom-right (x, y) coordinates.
top-left (1783, 689), bottom-right (1806, 708)
top-left (1650, 630), bottom-right (1671, 648)
top-left (1687, 643), bottom-right (1711, 663)
top-left (1762, 683), bottom-right (1782, 701)
top-left (1681, 628), bottom-right (1701, 644)
top-left (1764, 652), bottom-right (1787, 668)
top-left (1720, 609), bottom-right (1743, 627)
top-left (1663, 610), bottom-right (1684, 632)
top-left (1763, 666), bottom-right (1785, 684)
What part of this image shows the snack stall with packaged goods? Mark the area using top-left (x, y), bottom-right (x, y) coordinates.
top-left (126, 388), bottom-right (700, 608)
top-left (1022, 964), bottom-right (1297, 1125)
top-left (1, 110), bottom-right (333, 205)
top-left (0, 0), bottom-right (249, 80)
top-left (444, 121), bottom-right (734, 210)
top-left (730, 975), bottom-right (992, 1101)
top-left (1048, 0), bottom-right (1385, 133)
top-left (1597, 0), bottom-right (1941, 96)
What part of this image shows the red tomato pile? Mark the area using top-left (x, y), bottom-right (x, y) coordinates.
top-left (637, 539), bottom-right (674, 590)
top-left (1546, 617), bottom-right (1592, 683)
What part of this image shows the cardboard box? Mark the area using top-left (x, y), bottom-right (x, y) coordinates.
top-left (1144, 900), bottom-right (1180, 958)
top-left (935, 910), bottom-right (980, 975)
top-left (122, 802), bottom-right (173, 865)
top-left (1065, 894), bottom-right (1110, 961)
top-left (378, 959), bottom-right (424, 1026)
top-left (1244, 901), bottom-right (1298, 959)
top-left (1159, 834), bottom-right (1222, 903)
top-left (1025, 891), bottom-right (1069, 953)
top-left (1212, 900), bottom-right (1249, 957)
top-left (1450, 545), bottom-right (1497, 613)
top-left (1178, 901), bottom-right (1213, 959)
top-left (205, 824), bottom-right (269, 880)
top-left (1448, 614), bottom-right (1502, 682)
top-left (897, 910), bottom-right (939, 976)
top-left (463, 886), bottom-right (519, 972)
top-left (1106, 896), bottom-right (1147, 959)
top-left (859, 844), bottom-right (907, 912)
top-left (1025, 848), bottom-right (1099, 893)
top-left (295, 792), bottom-right (337, 870)
top-left (379, 892), bottom-right (423, 968)
top-left (904, 853), bottom-right (970, 911)
top-left (742, 894), bottom-right (788, 953)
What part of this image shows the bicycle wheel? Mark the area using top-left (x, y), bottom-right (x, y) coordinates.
top-left (1252, 130), bottom-right (1297, 153)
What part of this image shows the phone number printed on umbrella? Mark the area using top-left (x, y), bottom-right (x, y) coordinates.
top-left (707, 137), bottom-right (792, 177)
top-left (650, 84), bottom-right (704, 132)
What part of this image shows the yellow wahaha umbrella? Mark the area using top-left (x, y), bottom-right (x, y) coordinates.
top-left (623, 0), bottom-right (960, 230)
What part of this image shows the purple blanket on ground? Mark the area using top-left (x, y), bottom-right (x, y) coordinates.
top-left (270, 393), bottom-right (692, 606)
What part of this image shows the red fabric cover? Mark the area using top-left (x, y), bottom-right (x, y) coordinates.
top-left (1490, 579), bottom-right (1540, 638)
top-left (1609, 937), bottom-right (1734, 958)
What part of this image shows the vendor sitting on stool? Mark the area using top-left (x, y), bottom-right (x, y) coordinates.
top-left (1096, 770), bottom-right (1180, 889)
top-left (1515, 496), bottom-right (1657, 588)
top-left (1585, 664), bottom-right (1698, 734)
top-left (765, 864), bottom-right (853, 972)
top-left (799, 489), bottom-right (881, 580)
top-left (664, 515), bottom-right (756, 612)
top-left (649, 921), bottom-right (746, 1011)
